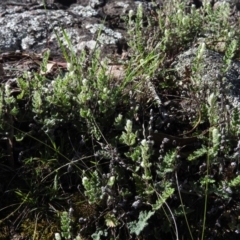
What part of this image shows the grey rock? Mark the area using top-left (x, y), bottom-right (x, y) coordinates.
top-left (0, 3), bottom-right (127, 56)
top-left (213, 0), bottom-right (240, 10)
top-left (103, 0), bottom-right (137, 16)
top-left (69, 5), bottom-right (98, 17)
top-left (0, 0), bottom-right (165, 59)
top-left (173, 46), bottom-right (240, 109)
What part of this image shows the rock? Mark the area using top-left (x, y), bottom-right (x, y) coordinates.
top-left (172, 46), bottom-right (240, 110)
top-left (0, 0), bottom-right (168, 60)
top-left (0, 0), bottom-right (146, 60)
top-left (187, 0), bottom-right (240, 10)
top-left (103, 0), bottom-right (137, 17)
top-left (213, 0), bottom-right (240, 10)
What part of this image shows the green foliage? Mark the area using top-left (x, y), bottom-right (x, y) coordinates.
top-left (119, 119), bottom-right (137, 146)
top-left (231, 107), bottom-right (240, 135)
top-left (91, 229), bottom-right (108, 240)
top-left (152, 185), bottom-right (175, 211)
top-left (2, 0), bottom-right (240, 239)
top-left (127, 211), bottom-right (155, 236)
top-left (40, 49), bottom-right (51, 73)
top-left (188, 145), bottom-right (208, 161)
top-left (156, 150), bottom-right (177, 179)
top-left (60, 211), bottom-right (72, 239)
top-left (55, 211), bottom-right (81, 240)
top-left (82, 171), bottom-right (102, 204)
top-left (222, 39), bottom-right (238, 73)
top-left (229, 175), bottom-right (240, 187)
top-left (140, 139), bottom-right (153, 181)
top-left (210, 127), bottom-right (220, 157)
top-left (207, 93), bottom-right (218, 126)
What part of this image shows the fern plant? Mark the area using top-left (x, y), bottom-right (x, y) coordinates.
top-left (128, 210), bottom-right (155, 236)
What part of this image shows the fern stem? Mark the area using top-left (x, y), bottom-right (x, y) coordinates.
top-left (156, 192), bottom-right (179, 240)
top-left (201, 134), bottom-right (211, 240)
top-left (175, 171), bottom-right (194, 240)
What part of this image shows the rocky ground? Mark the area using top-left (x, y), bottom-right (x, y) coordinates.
top-left (0, 0), bottom-right (155, 82)
top-left (2, 0), bottom-right (240, 239)
top-left (1, 0), bottom-right (240, 111)
top-left (0, 0), bottom-right (240, 82)
top-left (0, 0), bottom-right (144, 57)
